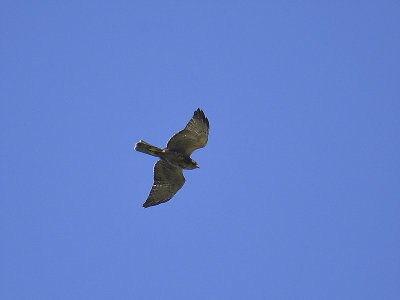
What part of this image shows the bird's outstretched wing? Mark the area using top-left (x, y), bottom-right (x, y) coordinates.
top-left (143, 160), bottom-right (185, 208)
top-left (166, 108), bottom-right (209, 156)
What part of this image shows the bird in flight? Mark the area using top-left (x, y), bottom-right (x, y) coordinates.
top-left (135, 108), bottom-right (209, 208)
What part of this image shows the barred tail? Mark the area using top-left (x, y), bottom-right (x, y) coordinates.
top-left (134, 140), bottom-right (163, 157)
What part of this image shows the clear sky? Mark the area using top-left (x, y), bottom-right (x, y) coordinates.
top-left (1, 1), bottom-right (399, 299)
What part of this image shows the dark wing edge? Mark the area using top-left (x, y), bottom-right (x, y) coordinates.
top-left (193, 108), bottom-right (209, 129)
top-left (187, 108), bottom-right (209, 131)
top-left (166, 108), bottom-right (210, 155)
top-left (143, 160), bottom-right (185, 208)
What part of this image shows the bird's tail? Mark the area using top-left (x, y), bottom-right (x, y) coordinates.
top-left (134, 140), bottom-right (163, 157)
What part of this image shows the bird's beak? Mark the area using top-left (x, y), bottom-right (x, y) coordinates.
top-left (196, 164), bottom-right (200, 168)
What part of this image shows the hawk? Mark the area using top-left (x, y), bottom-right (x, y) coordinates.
top-left (134, 108), bottom-right (209, 208)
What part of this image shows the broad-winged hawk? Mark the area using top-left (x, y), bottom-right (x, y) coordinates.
top-left (134, 108), bottom-right (209, 208)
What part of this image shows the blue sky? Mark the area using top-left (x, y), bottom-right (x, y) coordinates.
top-left (1, 1), bottom-right (399, 299)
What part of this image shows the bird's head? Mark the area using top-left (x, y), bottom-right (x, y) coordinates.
top-left (191, 159), bottom-right (199, 169)
top-left (183, 157), bottom-right (199, 169)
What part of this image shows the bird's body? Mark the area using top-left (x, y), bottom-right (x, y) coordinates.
top-left (134, 108), bottom-right (209, 208)
top-left (135, 141), bottom-right (198, 170)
